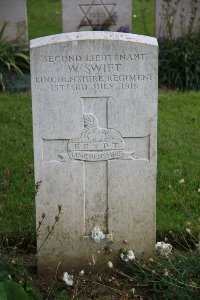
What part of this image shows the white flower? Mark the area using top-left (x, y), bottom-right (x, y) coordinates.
top-left (164, 269), bottom-right (170, 277)
top-left (127, 250), bottom-right (135, 260)
top-left (120, 250), bottom-right (135, 262)
top-left (195, 242), bottom-right (200, 251)
top-left (179, 178), bottom-right (185, 184)
top-left (120, 253), bottom-right (127, 262)
top-left (106, 233), bottom-right (114, 241)
top-left (108, 261), bottom-right (113, 268)
top-left (186, 221), bottom-right (191, 226)
top-left (156, 242), bottom-right (172, 257)
top-left (92, 255), bottom-right (96, 265)
top-left (149, 257), bottom-right (154, 262)
top-left (131, 288), bottom-right (136, 294)
top-left (79, 270), bottom-right (84, 276)
top-left (63, 272), bottom-right (74, 286)
top-left (91, 227), bottom-right (105, 242)
top-left (186, 228), bottom-right (191, 234)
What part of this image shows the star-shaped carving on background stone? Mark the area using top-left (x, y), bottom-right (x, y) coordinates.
top-left (79, 0), bottom-right (117, 29)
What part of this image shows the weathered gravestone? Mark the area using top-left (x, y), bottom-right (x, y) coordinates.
top-left (156, 0), bottom-right (200, 39)
top-left (31, 32), bottom-right (158, 273)
top-left (62, 0), bottom-right (132, 33)
top-left (0, 0), bottom-right (28, 43)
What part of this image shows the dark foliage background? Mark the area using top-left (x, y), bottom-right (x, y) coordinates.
top-left (158, 32), bottom-right (200, 90)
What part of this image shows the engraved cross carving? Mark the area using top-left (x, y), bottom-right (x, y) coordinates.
top-left (43, 97), bottom-right (150, 236)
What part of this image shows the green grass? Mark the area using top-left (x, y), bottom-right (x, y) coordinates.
top-left (0, 92), bottom-right (34, 238)
top-left (132, 0), bottom-right (155, 36)
top-left (157, 90), bottom-right (200, 237)
top-left (0, 91), bottom-right (199, 239)
top-left (27, 0), bottom-right (62, 40)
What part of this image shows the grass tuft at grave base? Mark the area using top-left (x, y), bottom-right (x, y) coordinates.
top-left (0, 90), bottom-right (199, 244)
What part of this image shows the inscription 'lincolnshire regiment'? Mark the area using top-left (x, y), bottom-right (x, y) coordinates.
top-left (35, 74), bottom-right (153, 84)
top-left (69, 150), bottom-right (124, 161)
top-left (67, 113), bottom-right (125, 161)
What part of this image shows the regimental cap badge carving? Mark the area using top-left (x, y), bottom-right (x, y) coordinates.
top-left (68, 113), bottom-right (125, 161)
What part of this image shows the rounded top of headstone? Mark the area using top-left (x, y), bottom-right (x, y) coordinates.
top-left (30, 32), bottom-right (157, 49)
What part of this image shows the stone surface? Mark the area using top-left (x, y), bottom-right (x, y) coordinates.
top-left (156, 0), bottom-right (200, 38)
top-left (31, 32), bottom-right (158, 273)
top-left (0, 0), bottom-right (28, 43)
top-left (62, 0), bottom-right (132, 33)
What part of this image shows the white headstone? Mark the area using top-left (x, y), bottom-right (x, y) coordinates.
top-left (156, 0), bottom-right (200, 38)
top-left (0, 0), bottom-right (28, 43)
top-left (31, 32), bottom-right (158, 273)
top-left (62, 0), bottom-right (132, 33)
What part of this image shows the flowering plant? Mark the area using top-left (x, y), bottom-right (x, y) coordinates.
top-left (120, 249), bottom-right (135, 262)
top-left (91, 226), bottom-right (105, 242)
top-left (63, 272), bottom-right (74, 286)
top-left (156, 241), bottom-right (172, 257)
